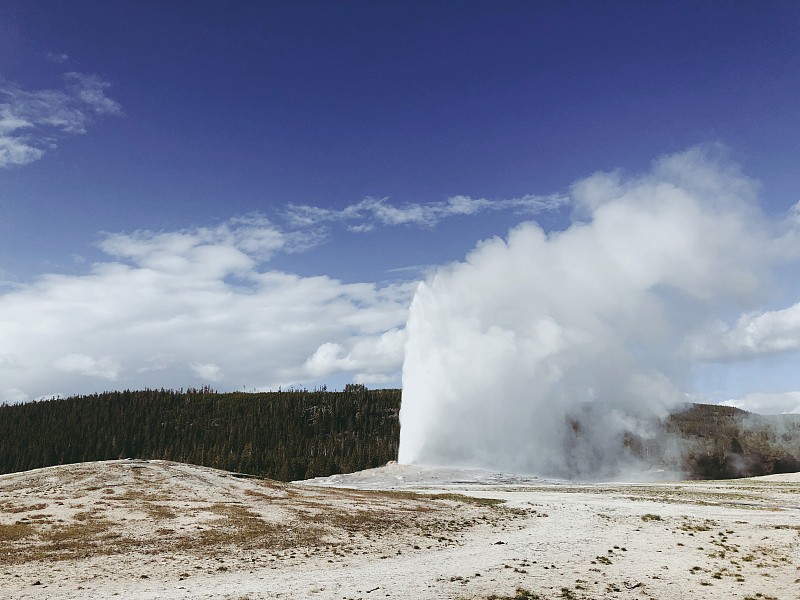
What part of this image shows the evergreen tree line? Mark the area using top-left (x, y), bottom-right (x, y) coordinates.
top-left (0, 389), bottom-right (798, 480)
top-left (0, 385), bottom-right (399, 481)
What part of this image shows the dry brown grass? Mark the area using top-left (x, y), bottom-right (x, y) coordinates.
top-left (243, 489), bottom-right (280, 501)
top-left (115, 489), bottom-right (172, 502)
top-left (73, 510), bottom-right (100, 522)
top-left (144, 503), bottom-right (178, 520)
top-left (320, 506), bottom-right (418, 535)
top-left (0, 518), bottom-right (121, 564)
top-left (428, 493), bottom-right (505, 506)
top-left (0, 522), bottom-right (35, 542)
top-left (1, 501), bottom-right (48, 513)
top-left (188, 502), bottom-right (329, 552)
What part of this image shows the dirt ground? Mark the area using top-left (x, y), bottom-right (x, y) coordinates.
top-left (1, 460), bottom-right (799, 599)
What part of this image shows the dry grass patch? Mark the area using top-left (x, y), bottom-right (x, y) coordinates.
top-left (244, 488), bottom-right (282, 501)
top-left (0, 517), bottom-right (126, 565)
top-left (428, 493), bottom-right (505, 507)
top-left (144, 503), bottom-right (177, 520)
top-left (486, 588), bottom-right (542, 600)
top-left (640, 513), bottom-right (662, 521)
top-left (0, 522), bottom-right (35, 542)
top-left (115, 488), bottom-right (172, 502)
top-left (0, 501), bottom-right (47, 514)
top-left (320, 506), bottom-right (418, 535)
top-left (189, 502), bottom-right (329, 552)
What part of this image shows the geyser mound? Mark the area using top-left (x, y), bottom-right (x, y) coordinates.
top-left (399, 147), bottom-right (785, 479)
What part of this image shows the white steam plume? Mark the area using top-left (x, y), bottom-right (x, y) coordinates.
top-left (399, 147), bottom-right (791, 479)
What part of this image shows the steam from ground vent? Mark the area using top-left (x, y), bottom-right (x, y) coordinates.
top-left (399, 147), bottom-right (797, 479)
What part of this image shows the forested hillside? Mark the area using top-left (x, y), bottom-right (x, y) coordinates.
top-left (1, 389), bottom-right (798, 480)
top-left (0, 385), bottom-right (399, 481)
top-left (666, 403), bottom-right (800, 478)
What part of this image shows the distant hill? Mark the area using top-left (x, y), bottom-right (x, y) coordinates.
top-left (1, 389), bottom-right (798, 480)
top-left (664, 403), bottom-right (800, 478)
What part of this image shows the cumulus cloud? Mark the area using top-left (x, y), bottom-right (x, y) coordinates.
top-left (687, 303), bottom-right (800, 360)
top-left (399, 146), bottom-right (800, 478)
top-left (0, 71), bottom-right (122, 168)
top-left (0, 217), bottom-right (414, 403)
top-left (190, 362), bottom-right (224, 382)
top-left (284, 193), bottom-right (567, 231)
top-left (304, 328), bottom-right (406, 379)
top-left (722, 392), bottom-right (800, 415)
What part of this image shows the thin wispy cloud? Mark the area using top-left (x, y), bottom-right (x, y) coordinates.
top-left (43, 52), bottom-right (70, 64)
top-left (284, 193), bottom-right (568, 231)
top-left (98, 214), bottom-right (329, 270)
top-left (0, 71), bottom-right (122, 168)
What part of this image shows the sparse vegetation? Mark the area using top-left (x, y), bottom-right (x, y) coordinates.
top-left (2, 459), bottom-right (798, 598)
top-left (0, 522), bottom-right (35, 542)
top-left (144, 503), bottom-right (177, 520)
top-left (429, 493), bottom-right (505, 506)
top-left (0, 461), bottom-right (522, 567)
top-left (487, 588), bottom-right (541, 600)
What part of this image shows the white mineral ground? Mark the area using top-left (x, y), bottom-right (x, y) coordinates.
top-left (1, 460), bottom-right (799, 599)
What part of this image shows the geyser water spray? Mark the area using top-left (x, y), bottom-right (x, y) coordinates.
top-left (399, 147), bottom-right (783, 479)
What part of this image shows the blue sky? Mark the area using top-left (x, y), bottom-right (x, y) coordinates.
top-left (2, 1), bottom-right (800, 411)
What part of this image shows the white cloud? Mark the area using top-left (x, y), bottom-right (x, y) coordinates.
top-left (687, 303), bottom-right (800, 361)
top-left (303, 328), bottom-right (406, 378)
top-left (0, 71), bottom-right (122, 168)
top-left (52, 353), bottom-right (120, 380)
top-left (98, 214), bottom-right (324, 272)
top-left (190, 362), bottom-right (224, 382)
top-left (64, 72), bottom-right (122, 117)
top-left (0, 131), bottom-right (43, 166)
top-left (722, 392), bottom-right (800, 415)
top-left (353, 373), bottom-right (399, 386)
top-left (0, 217), bottom-right (414, 402)
top-left (284, 193), bottom-right (567, 230)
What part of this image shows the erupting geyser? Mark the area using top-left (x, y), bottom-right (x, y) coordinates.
top-left (399, 147), bottom-right (791, 479)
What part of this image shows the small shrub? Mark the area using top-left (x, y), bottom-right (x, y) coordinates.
top-left (641, 513), bottom-right (662, 521)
